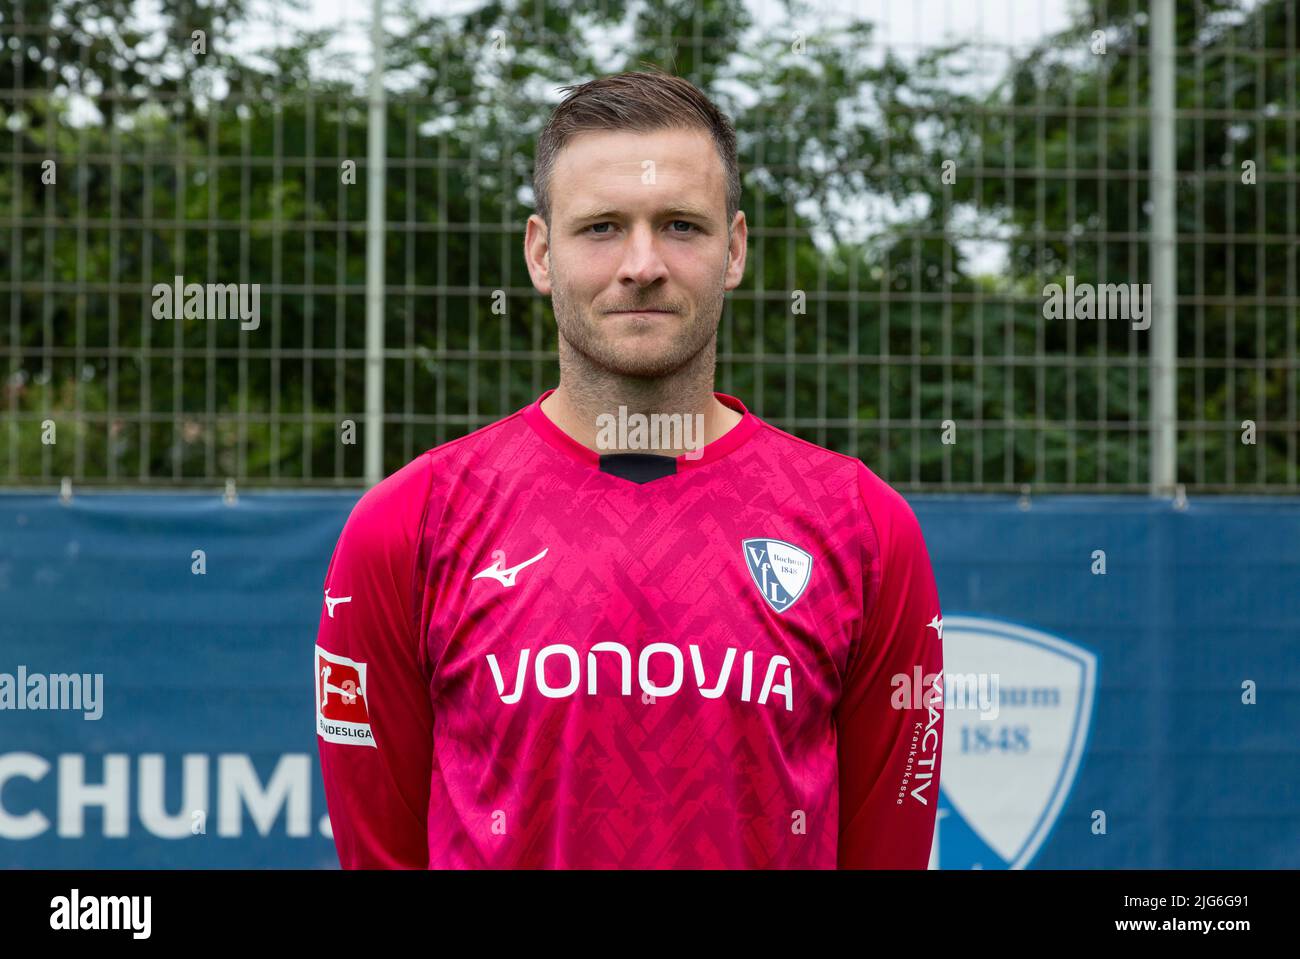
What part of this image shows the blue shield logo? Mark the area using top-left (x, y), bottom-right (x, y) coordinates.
top-left (742, 539), bottom-right (813, 614)
top-left (932, 616), bottom-right (1099, 869)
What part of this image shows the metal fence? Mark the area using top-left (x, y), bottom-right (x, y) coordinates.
top-left (1, 0), bottom-right (1296, 493)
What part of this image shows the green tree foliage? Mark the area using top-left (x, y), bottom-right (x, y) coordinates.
top-left (1, 0), bottom-right (1294, 489)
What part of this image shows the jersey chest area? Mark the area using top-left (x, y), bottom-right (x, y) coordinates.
top-left (420, 495), bottom-right (860, 725)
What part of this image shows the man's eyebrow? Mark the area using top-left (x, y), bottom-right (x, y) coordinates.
top-left (569, 205), bottom-right (717, 223)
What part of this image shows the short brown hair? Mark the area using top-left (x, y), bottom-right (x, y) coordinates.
top-left (532, 68), bottom-right (741, 232)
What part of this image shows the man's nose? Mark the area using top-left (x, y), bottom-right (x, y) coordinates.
top-left (616, 223), bottom-right (670, 286)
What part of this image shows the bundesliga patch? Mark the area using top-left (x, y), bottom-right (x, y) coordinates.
top-left (315, 645), bottom-right (376, 747)
top-left (742, 539), bottom-right (813, 614)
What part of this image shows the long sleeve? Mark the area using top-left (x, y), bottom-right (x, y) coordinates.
top-left (316, 453), bottom-right (435, 868)
top-left (835, 461), bottom-right (945, 868)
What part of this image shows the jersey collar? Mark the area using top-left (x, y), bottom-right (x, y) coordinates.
top-left (521, 388), bottom-right (762, 478)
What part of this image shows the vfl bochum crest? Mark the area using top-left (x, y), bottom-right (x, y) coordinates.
top-left (742, 539), bottom-right (813, 614)
top-left (933, 616), bottom-right (1098, 870)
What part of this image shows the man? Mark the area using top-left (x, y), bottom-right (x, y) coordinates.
top-left (315, 69), bottom-right (944, 868)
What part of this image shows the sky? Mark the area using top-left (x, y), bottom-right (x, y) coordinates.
top-left (250, 0), bottom-right (1078, 82)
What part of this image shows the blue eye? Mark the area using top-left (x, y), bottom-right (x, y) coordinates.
top-left (584, 221), bottom-right (699, 236)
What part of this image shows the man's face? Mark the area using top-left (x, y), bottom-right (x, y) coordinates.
top-left (525, 126), bottom-right (746, 379)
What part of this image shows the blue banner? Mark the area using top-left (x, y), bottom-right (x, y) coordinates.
top-left (1, 491), bottom-right (1296, 868)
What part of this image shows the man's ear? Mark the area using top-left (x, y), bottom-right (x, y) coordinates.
top-left (722, 210), bottom-right (747, 291)
top-left (524, 212), bottom-right (554, 295)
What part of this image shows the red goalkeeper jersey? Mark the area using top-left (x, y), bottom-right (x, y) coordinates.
top-left (315, 389), bottom-right (944, 868)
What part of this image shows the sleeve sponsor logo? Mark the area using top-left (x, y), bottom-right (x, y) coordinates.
top-left (314, 646), bottom-right (375, 747)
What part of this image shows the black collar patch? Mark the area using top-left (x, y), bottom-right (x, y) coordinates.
top-left (598, 453), bottom-right (678, 484)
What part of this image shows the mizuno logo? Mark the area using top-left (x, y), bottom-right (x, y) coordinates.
top-left (324, 589), bottom-right (352, 618)
top-left (928, 614), bottom-right (944, 641)
top-left (473, 547), bottom-right (549, 588)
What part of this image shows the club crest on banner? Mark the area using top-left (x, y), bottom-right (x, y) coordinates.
top-left (931, 616), bottom-right (1098, 870)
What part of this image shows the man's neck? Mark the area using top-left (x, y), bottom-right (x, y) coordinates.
top-left (541, 347), bottom-right (743, 459)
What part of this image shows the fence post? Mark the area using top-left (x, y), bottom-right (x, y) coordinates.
top-left (364, 0), bottom-right (387, 487)
top-left (1150, 0), bottom-right (1177, 496)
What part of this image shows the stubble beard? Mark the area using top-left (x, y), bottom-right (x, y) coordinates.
top-left (549, 253), bottom-right (727, 383)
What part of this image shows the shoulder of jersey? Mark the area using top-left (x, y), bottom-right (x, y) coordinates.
top-left (356, 409), bottom-right (525, 512)
top-left (754, 416), bottom-right (917, 526)
top-left (750, 416), bottom-right (867, 477)
top-left (377, 408), bottom-right (529, 492)
top-left (421, 408), bottom-right (525, 467)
